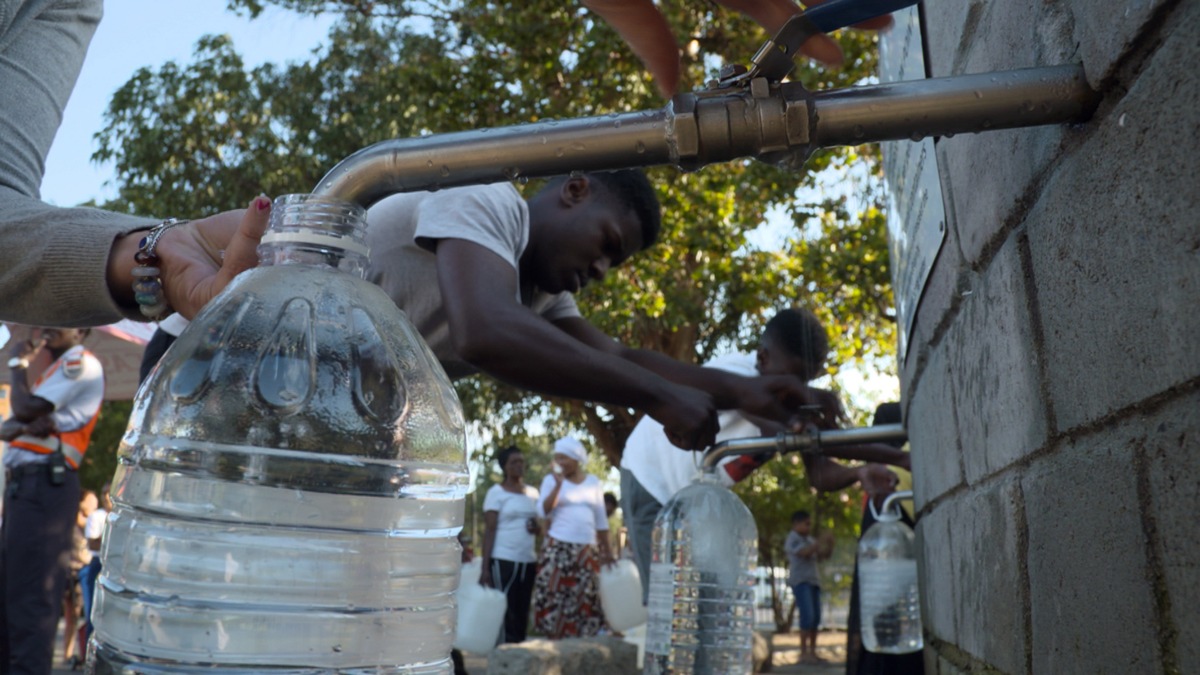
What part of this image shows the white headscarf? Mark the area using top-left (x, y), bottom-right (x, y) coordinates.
top-left (553, 436), bottom-right (588, 463)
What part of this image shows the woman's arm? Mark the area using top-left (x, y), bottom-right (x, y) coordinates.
top-left (540, 473), bottom-right (565, 514)
top-left (480, 510), bottom-right (499, 587)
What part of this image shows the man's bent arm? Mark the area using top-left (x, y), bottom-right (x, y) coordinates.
top-left (557, 317), bottom-right (818, 421)
top-left (436, 239), bottom-right (719, 448)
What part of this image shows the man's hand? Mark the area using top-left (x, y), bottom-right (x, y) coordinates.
top-left (0, 419), bottom-right (25, 442)
top-left (735, 376), bottom-right (844, 429)
top-left (858, 463), bottom-right (899, 497)
top-left (22, 416), bottom-right (56, 438)
top-left (8, 336), bottom-right (46, 364)
top-left (648, 384), bottom-right (720, 450)
top-left (582, 0), bottom-right (895, 97)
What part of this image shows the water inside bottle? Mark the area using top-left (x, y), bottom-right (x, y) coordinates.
top-left (91, 197), bottom-right (469, 673)
top-left (643, 479), bottom-right (757, 675)
top-left (859, 558), bottom-right (922, 654)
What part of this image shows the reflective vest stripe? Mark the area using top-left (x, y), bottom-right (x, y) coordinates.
top-left (10, 434), bottom-right (84, 469)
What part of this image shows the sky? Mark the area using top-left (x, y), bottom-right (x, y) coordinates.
top-left (41, 1), bottom-right (334, 207)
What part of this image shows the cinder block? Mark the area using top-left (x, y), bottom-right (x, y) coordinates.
top-left (1023, 3), bottom-right (1200, 432)
top-left (937, 653), bottom-right (961, 675)
top-left (946, 479), bottom-right (1026, 674)
top-left (953, 0), bottom-right (1069, 75)
top-left (1022, 438), bottom-right (1160, 673)
top-left (907, 341), bottom-right (965, 509)
top-left (945, 239), bottom-right (1048, 483)
top-left (936, 122), bottom-right (1069, 267)
top-left (1067, 0), bottom-right (1174, 89)
top-left (920, 0), bottom-right (977, 75)
top-left (1143, 392), bottom-right (1200, 673)
top-left (915, 504), bottom-right (956, 643)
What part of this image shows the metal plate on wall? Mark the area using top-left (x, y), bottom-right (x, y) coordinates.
top-left (879, 5), bottom-right (948, 364)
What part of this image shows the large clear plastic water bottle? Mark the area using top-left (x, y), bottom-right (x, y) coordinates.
top-left (858, 492), bottom-right (923, 654)
top-left (89, 195), bottom-right (469, 673)
top-left (643, 474), bottom-right (757, 675)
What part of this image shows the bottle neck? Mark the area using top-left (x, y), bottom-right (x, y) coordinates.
top-left (258, 194), bottom-right (370, 279)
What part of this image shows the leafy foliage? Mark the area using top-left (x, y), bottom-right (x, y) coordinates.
top-left (79, 400), bottom-right (131, 492)
top-left (96, 0), bottom-right (898, 612)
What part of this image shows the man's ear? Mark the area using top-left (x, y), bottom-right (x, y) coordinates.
top-left (560, 175), bottom-right (591, 206)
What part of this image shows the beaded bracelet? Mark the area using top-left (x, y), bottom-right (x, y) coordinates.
top-left (132, 218), bottom-right (189, 320)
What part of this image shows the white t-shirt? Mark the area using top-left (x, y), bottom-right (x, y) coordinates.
top-left (537, 473), bottom-right (608, 546)
top-left (366, 183), bottom-right (581, 380)
top-left (84, 507), bottom-right (109, 541)
top-left (619, 352), bottom-right (761, 505)
top-left (482, 483), bottom-right (540, 563)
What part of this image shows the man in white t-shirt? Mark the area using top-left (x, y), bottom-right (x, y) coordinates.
top-left (144, 171), bottom-right (823, 452)
top-left (365, 170), bottom-right (825, 451)
top-left (620, 309), bottom-right (912, 600)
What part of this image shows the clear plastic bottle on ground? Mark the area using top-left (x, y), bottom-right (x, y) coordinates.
top-left (89, 194), bottom-right (469, 673)
top-left (858, 496), bottom-right (923, 654)
top-left (643, 474), bottom-right (757, 675)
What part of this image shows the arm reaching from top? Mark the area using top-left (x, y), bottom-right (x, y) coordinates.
top-left (582, 0), bottom-right (895, 97)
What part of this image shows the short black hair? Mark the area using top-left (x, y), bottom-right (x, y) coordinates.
top-left (791, 510), bottom-right (811, 524)
top-left (587, 170), bottom-right (662, 250)
top-left (495, 445), bottom-right (522, 472)
top-left (764, 309), bottom-right (829, 376)
top-left (604, 492), bottom-right (618, 507)
top-left (872, 402), bottom-right (905, 448)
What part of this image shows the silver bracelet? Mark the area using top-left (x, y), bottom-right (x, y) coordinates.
top-left (131, 218), bottom-right (189, 320)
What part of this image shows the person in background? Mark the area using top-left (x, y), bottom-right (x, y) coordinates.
top-left (81, 481), bottom-right (112, 641)
top-left (0, 327), bottom-right (104, 674)
top-left (845, 402), bottom-right (924, 675)
top-left (479, 445), bottom-right (540, 644)
top-left (63, 489), bottom-right (98, 669)
top-left (786, 509), bottom-right (834, 664)
top-left (531, 437), bottom-right (614, 639)
top-left (602, 491), bottom-right (626, 556)
top-left (620, 308), bottom-right (911, 601)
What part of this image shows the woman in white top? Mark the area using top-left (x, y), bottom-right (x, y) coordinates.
top-left (531, 437), bottom-right (613, 639)
top-left (480, 445), bottom-right (540, 644)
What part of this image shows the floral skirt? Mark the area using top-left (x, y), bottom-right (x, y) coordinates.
top-left (531, 538), bottom-right (605, 639)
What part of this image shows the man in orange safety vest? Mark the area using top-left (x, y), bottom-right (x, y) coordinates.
top-left (1, 327), bottom-right (103, 674)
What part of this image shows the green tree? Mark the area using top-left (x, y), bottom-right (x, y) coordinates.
top-left (94, 0), bottom-right (897, 602)
top-left (79, 400), bottom-right (132, 492)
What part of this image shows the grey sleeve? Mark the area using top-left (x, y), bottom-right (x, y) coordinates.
top-left (0, 0), bottom-right (156, 327)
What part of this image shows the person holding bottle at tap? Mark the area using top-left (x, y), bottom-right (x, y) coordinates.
top-left (620, 308), bottom-right (913, 602)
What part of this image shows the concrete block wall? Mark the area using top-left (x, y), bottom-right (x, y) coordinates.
top-left (901, 1), bottom-right (1199, 673)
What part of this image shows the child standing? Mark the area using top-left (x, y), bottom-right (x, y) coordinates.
top-left (786, 510), bottom-right (833, 663)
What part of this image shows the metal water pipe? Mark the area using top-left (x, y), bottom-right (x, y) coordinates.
top-left (313, 64), bottom-right (1097, 206)
top-left (698, 423), bottom-right (908, 473)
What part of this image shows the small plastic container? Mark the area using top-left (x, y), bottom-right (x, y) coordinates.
top-left (858, 491), bottom-right (923, 654)
top-left (453, 560), bottom-right (507, 654)
top-left (598, 559), bottom-right (649, 631)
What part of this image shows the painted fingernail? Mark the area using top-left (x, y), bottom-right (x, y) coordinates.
top-left (255, 195), bottom-right (271, 211)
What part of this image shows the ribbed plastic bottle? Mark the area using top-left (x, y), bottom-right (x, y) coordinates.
top-left (858, 498), bottom-right (923, 654)
top-left (643, 474), bottom-right (758, 675)
top-left (89, 194), bottom-right (469, 673)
